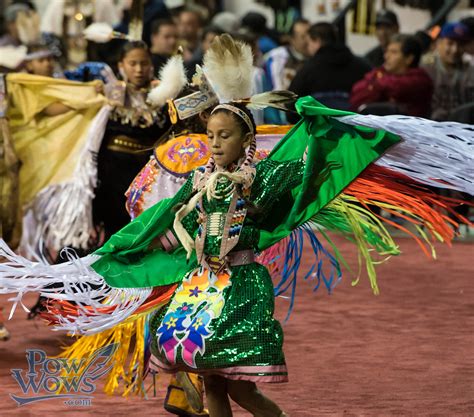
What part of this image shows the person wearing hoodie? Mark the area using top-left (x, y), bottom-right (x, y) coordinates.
top-left (351, 34), bottom-right (433, 117)
top-left (288, 22), bottom-right (371, 122)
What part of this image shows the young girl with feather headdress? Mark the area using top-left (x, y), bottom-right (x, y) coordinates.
top-left (0, 35), bottom-right (473, 417)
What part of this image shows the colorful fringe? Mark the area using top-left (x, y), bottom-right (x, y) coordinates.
top-left (270, 164), bottom-right (472, 312)
top-left (41, 285), bottom-right (177, 396)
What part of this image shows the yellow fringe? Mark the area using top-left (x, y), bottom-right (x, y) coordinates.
top-left (328, 196), bottom-right (399, 294)
top-left (56, 312), bottom-right (151, 396)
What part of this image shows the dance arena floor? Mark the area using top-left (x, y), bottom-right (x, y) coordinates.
top-left (1, 236), bottom-right (473, 416)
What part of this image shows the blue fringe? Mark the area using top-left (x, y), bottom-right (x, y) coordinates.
top-left (143, 315), bottom-right (152, 372)
top-left (274, 223), bottom-right (342, 321)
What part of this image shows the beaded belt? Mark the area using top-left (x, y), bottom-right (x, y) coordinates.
top-left (226, 249), bottom-right (255, 266)
top-left (206, 250), bottom-right (255, 273)
top-left (107, 135), bottom-right (150, 153)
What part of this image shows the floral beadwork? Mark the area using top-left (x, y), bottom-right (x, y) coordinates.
top-left (156, 134), bottom-right (210, 177)
top-left (156, 267), bottom-right (231, 368)
top-left (126, 159), bottom-right (159, 219)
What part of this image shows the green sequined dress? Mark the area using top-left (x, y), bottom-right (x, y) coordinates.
top-left (149, 159), bottom-right (304, 382)
top-left (91, 96), bottom-right (399, 384)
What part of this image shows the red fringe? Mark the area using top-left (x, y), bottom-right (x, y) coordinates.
top-left (41, 284), bottom-right (177, 325)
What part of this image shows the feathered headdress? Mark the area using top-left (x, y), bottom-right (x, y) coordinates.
top-left (167, 34), bottom-right (297, 123)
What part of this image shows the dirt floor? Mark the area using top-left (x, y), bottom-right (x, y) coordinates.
top-left (0, 236), bottom-right (473, 417)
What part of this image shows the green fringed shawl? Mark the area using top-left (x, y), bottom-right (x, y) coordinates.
top-left (91, 97), bottom-right (400, 289)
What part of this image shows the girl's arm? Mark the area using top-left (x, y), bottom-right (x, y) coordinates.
top-left (41, 102), bottom-right (73, 117)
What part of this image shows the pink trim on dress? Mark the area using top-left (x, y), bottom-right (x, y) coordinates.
top-left (159, 229), bottom-right (179, 251)
top-left (149, 354), bottom-right (289, 383)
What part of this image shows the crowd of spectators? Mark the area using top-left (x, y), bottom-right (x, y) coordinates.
top-left (2, 0), bottom-right (474, 123)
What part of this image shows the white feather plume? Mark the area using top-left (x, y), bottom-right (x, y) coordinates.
top-left (147, 55), bottom-right (188, 107)
top-left (0, 45), bottom-right (27, 69)
top-left (202, 34), bottom-right (253, 102)
top-left (83, 22), bottom-right (126, 43)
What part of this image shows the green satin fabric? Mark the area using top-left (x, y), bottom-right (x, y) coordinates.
top-left (258, 97), bottom-right (400, 248)
top-left (91, 97), bottom-right (400, 289)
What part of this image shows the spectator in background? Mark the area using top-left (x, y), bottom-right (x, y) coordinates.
top-left (414, 30), bottom-right (434, 56)
top-left (288, 22), bottom-right (371, 120)
top-left (365, 9), bottom-right (399, 67)
top-left (150, 18), bottom-right (178, 74)
top-left (460, 16), bottom-right (474, 63)
top-left (241, 12), bottom-right (279, 55)
top-left (264, 18), bottom-right (310, 91)
top-left (422, 22), bottom-right (474, 121)
top-left (185, 25), bottom-right (223, 77)
top-left (351, 34), bottom-right (433, 117)
top-left (178, 7), bottom-right (204, 65)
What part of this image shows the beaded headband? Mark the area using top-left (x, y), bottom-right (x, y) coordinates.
top-left (211, 103), bottom-right (254, 135)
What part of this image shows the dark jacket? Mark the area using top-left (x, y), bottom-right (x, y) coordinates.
top-left (151, 53), bottom-right (170, 76)
top-left (350, 66), bottom-right (434, 117)
top-left (365, 45), bottom-right (384, 68)
top-left (288, 44), bottom-right (371, 121)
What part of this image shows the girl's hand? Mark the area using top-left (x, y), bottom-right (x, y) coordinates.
top-left (95, 82), bottom-right (104, 95)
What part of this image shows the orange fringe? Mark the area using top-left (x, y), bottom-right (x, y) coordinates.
top-left (346, 165), bottom-right (472, 257)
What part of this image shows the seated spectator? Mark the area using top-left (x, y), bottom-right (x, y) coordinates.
top-left (351, 34), bottom-right (433, 117)
top-left (288, 22), bottom-right (371, 119)
top-left (422, 22), bottom-right (474, 121)
top-left (178, 7), bottom-right (204, 65)
top-left (241, 12), bottom-right (279, 55)
top-left (365, 9), bottom-right (400, 68)
top-left (460, 16), bottom-right (474, 60)
top-left (150, 18), bottom-right (178, 74)
top-left (414, 30), bottom-right (434, 56)
top-left (264, 18), bottom-right (310, 90)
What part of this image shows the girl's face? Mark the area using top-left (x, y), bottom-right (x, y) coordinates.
top-left (26, 56), bottom-right (55, 77)
top-left (118, 48), bottom-right (153, 88)
top-left (207, 112), bottom-right (252, 168)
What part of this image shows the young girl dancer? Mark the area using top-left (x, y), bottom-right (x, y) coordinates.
top-left (0, 36), bottom-right (472, 417)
